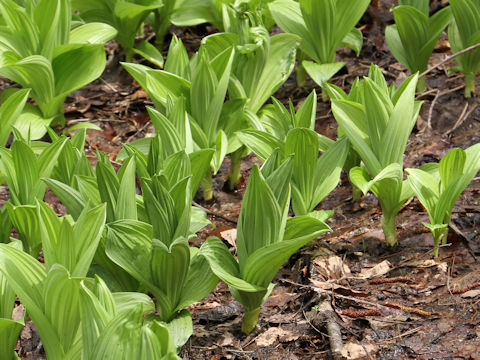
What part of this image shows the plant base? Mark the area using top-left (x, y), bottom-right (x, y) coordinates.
top-left (464, 72), bottom-right (476, 98)
top-left (381, 214), bottom-right (398, 246)
top-left (416, 76), bottom-right (427, 93)
top-left (228, 149), bottom-right (243, 191)
top-left (201, 169), bottom-right (214, 201)
top-left (241, 307), bottom-right (261, 335)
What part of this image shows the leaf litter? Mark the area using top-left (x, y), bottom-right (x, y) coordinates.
top-left (1, 5), bottom-right (479, 360)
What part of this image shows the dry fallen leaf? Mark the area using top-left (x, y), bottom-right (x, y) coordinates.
top-left (461, 289), bottom-right (480, 298)
top-left (313, 255), bottom-right (352, 280)
top-left (358, 260), bottom-right (392, 279)
top-left (220, 228), bottom-right (237, 248)
top-left (341, 342), bottom-right (378, 359)
top-left (263, 293), bottom-right (299, 308)
top-left (256, 327), bottom-right (297, 347)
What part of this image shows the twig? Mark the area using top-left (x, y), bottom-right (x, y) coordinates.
top-left (126, 121), bottom-right (152, 143)
top-left (370, 276), bottom-right (412, 284)
top-left (192, 201), bottom-right (238, 224)
top-left (379, 326), bottom-right (423, 343)
top-left (426, 89), bottom-right (440, 132)
top-left (451, 282), bottom-right (480, 294)
top-left (420, 43), bottom-right (480, 78)
top-left (99, 77), bottom-right (118, 92)
top-left (445, 102), bottom-right (478, 135)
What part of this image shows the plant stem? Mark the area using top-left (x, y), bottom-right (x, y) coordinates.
top-left (381, 213), bottom-right (398, 246)
top-left (464, 72), bottom-right (475, 98)
top-left (352, 186), bottom-right (363, 201)
top-left (228, 148), bottom-right (243, 190)
top-left (125, 48), bottom-right (134, 63)
top-left (241, 307), bottom-right (261, 334)
top-left (433, 227), bottom-right (448, 258)
top-left (321, 87), bottom-right (329, 102)
top-left (296, 64), bottom-right (307, 87)
top-left (201, 169), bottom-right (214, 201)
top-left (416, 75), bottom-right (427, 92)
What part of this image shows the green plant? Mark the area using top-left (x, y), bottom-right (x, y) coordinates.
top-left (0, 136), bottom-right (68, 255)
top-left (105, 174), bottom-right (218, 346)
top-left (0, 203), bottom-right (106, 360)
top-left (239, 127), bottom-right (349, 216)
top-left (0, 0), bottom-right (116, 129)
top-left (237, 90), bottom-right (349, 215)
top-left (0, 88), bottom-right (29, 147)
top-left (199, 162), bottom-right (331, 334)
top-left (269, 0), bottom-right (369, 94)
top-left (219, 6), bottom-right (299, 188)
top-left (117, 98), bottom-right (215, 200)
top-left (385, 0), bottom-right (452, 92)
top-left (123, 35), bottom-right (235, 200)
top-left (0, 240), bottom-right (24, 360)
top-left (406, 144), bottom-right (480, 257)
top-left (448, 0), bottom-right (480, 97)
top-left (331, 66), bottom-right (422, 246)
top-left (79, 275), bottom-right (180, 359)
top-left (168, 0), bottom-right (275, 32)
top-left (71, 0), bottom-right (163, 62)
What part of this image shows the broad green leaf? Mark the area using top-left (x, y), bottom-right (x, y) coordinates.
top-left (285, 128), bottom-right (318, 215)
top-left (341, 28), bottom-right (363, 56)
top-left (0, 318), bottom-right (23, 360)
top-left (0, 88), bottom-right (30, 146)
top-left (379, 74), bottom-right (418, 166)
top-left (236, 165), bottom-right (282, 269)
top-left (115, 156), bottom-right (137, 221)
top-left (331, 100), bottom-right (382, 175)
top-left (349, 163), bottom-right (403, 196)
top-left (303, 61), bottom-right (345, 88)
top-left (106, 220), bottom-right (154, 289)
top-left (52, 44), bottom-right (106, 97)
top-left (211, 130), bottom-right (227, 174)
top-left (6, 203), bottom-right (41, 255)
top-left (150, 238), bottom-right (190, 318)
top-left (42, 178), bottom-right (86, 219)
top-left (177, 249), bottom-right (218, 310)
top-left (0, 54), bottom-right (55, 116)
top-left (242, 215), bottom-right (330, 288)
top-left (133, 40), bottom-right (164, 68)
top-left (43, 265), bottom-right (82, 353)
top-left (237, 130), bottom-right (283, 161)
top-left (247, 33), bottom-right (299, 113)
top-left (439, 148), bottom-right (466, 191)
top-left (198, 237), bottom-right (263, 292)
top-left (69, 22), bottom-right (117, 44)
top-left (164, 309), bottom-right (193, 351)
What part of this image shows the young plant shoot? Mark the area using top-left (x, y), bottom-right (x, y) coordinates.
top-left (406, 144), bottom-right (480, 257)
top-left (385, 0), bottom-right (452, 92)
top-left (71, 0), bottom-right (163, 62)
top-left (331, 65), bottom-right (422, 246)
top-left (269, 0), bottom-right (369, 96)
top-left (200, 161), bottom-right (331, 334)
top-left (0, 0), bottom-right (116, 129)
top-left (123, 35), bottom-right (235, 200)
top-left (0, 203), bottom-right (106, 360)
top-left (448, 0), bottom-right (480, 97)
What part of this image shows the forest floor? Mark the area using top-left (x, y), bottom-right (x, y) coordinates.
top-left (2, 0), bottom-right (480, 359)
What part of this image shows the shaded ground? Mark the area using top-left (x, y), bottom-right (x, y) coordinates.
top-left (1, 2), bottom-right (479, 359)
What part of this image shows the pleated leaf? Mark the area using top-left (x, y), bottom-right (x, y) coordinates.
top-left (242, 215), bottom-right (331, 288)
top-left (236, 165), bottom-right (282, 269)
top-left (198, 237), bottom-right (264, 292)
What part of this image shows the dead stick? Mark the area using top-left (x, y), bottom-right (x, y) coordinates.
top-left (193, 201), bottom-right (238, 225)
top-left (420, 43), bottom-right (480, 78)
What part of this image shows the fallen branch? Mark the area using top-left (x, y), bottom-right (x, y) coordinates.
top-left (193, 201), bottom-right (238, 224)
top-left (420, 42), bottom-right (480, 78)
